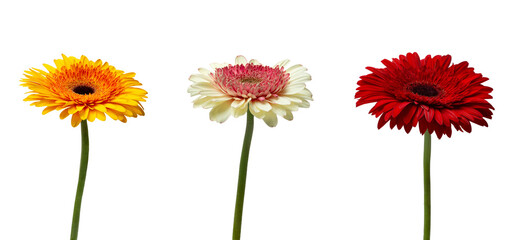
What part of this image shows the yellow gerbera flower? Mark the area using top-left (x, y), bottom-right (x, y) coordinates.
top-left (21, 54), bottom-right (147, 127)
top-left (188, 55), bottom-right (313, 127)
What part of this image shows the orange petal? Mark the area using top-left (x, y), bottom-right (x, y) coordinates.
top-left (60, 109), bottom-right (70, 119)
top-left (42, 106), bottom-right (57, 115)
top-left (87, 109), bottom-right (97, 122)
top-left (71, 113), bottom-right (81, 127)
top-left (96, 111), bottom-right (106, 121)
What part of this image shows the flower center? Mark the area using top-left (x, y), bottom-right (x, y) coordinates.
top-left (73, 85), bottom-right (95, 95)
top-left (239, 77), bottom-right (262, 84)
top-left (212, 63), bottom-right (290, 99)
top-left (409, 83), bottom-right (439, 97)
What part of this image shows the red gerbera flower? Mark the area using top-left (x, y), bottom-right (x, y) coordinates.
top-left (355, 52), bottom-right (494, 138)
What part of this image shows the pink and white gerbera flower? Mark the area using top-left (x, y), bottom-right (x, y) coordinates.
top-left (188, 56), bottom-right (312, 127)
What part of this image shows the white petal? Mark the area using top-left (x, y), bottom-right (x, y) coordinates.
top-left (249, 59), bottom-right (261, 65)
top-left (189, 74), bottom-right (212, 83)
top-left (235, 55), bottom-right (248, 64)
top-left (194, 97), bottom-right (216, 108)
top-left (253, 101), bottom-right (272, 112)
top-left (269, 96), bottom-right (292, 105)
top-left (288, 73), bottom-right (312, 84)
top-left (249, 104), bottom-right (265, 118)
top-left (231, 99), bottom-right (247, 108)
top-left (298, 100), bottom-right (310, 108)
top-left (274, 59), bottom-right (290, 68)
top-left (284, 97), bottom-right (303, 104)
top-left (209, 101), bottom-right (233, 123)
top-left (199, 89), bottom-right (228, 97)
top-left (233, 104), bottom-right (248, 117)
top-left (283, 111), bottom-right (294, 121)
top-left (282, 83), bottom-right (306, 95)
top-left (281, 102), bottom-right (299, 111)
top-left (201, 100), bottom-right (225, 109)
top-left (270, 104), bottom-right (287, 117)
top-left (285, 64), bottom-right (307, 75)
top-left (198, 68), bottom-right (212, 75)
top-left (194, 96), bottom-right (232, 108)
top-left (210, 62), bottom-right (228, 70)
top-left (262, 111), bottom-right (278, 127)
top-left (288, 88), bottom-right (313, 101)
top-left (188, 88), bottom-right (200, 97)
top-left (193, 96), bottom-right (211, 107)
top-left (189, 82), bottom-right (216, 91)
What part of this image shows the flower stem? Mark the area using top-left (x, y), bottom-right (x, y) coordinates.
top-left (423, 131), bottom-right (431, 240)
top-left (71, 120), bottom-right (89, 240)
top-left (233, 110), bottom-right (254, 240)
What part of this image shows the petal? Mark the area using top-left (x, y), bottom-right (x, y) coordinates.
top-left (96, 110), bottom-right (106, 121)
top-left (68, 106), bottom-right (80, 114)
top-left (235, 55), bottom-right (248, 64)
top-left (43, 64), bottom-right (55, 72)
top-left (233, 104), bottom-right (248, 118)
top-left (274, 59), bottom-right (290, 68)
top-left (80, 108), bottom-right (90, 120)
top-left (270, 104), bottom-right (287, 117)
top-left (198, 68), bottom-right (212, 75)
top-left (253, 101), bottom-right (272, 112)
top-left (285, 64), bottom-right (307, 75)
top-left (283, 110), bottom-right (294, 121)
top-left (281, 83), bottom-right (306, 95)
top-left (105, 103), bottom-right (126, 112)
top-left (288, 73), bottom-right (312, 84)
top-left (71, 113), bottom-right (81, 127)
top-left (111, 98), bottom-right (138, 106)
top-left (105, 109), bottom-right (120, 120)
top-left (209, 101), bottom-right (233, 123)
top-left (87, 109), bottom-right (97, 122)
top-left (210, 62), bottom-right (228, 70)
top-left (262, 111), bottom-right (278, 127)
top-left (298, 100), bottom-right (310, 108)
top-left (60, 108), bottom-right (70, 119)
top-left (93, 104), bottom-right (107, 112)
top-left (269, 96), bottom-right (292, 105)
top-left (42, 106), bottom-right (57, 115)
top-left (189, 74), bottom-right (212, 83)
top-left (231, 99), bottom-right (247, 108)
top-left (249, 59), bottom-right (261, 65)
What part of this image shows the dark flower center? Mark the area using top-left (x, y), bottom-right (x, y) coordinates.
top-left (73, 85), bottom-right (95, 95)
top-left (239, 77), bottom-right (262, 84)
top-left (410, 83), bottom-right (439, 97)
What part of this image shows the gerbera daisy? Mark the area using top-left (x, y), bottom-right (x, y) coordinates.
top-left (188, 55), bottom-right (312, 127)
top-left (355, 52), bottom-right (493, 138)
top-left (21, 54), bottom-right (147, 127)
top-left (355, 52), bottom-right (493, 240)
top-left (21, 55), bottom-right (146, 240)
top-left (188, 56), bottom-right (312, 240)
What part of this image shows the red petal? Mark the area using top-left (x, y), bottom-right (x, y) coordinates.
top-left (424, 108), bottom-right (435, 123)
top-left (403, 105), bottom-right (418, 125)
top-left (404, 123), bottom-right (413, 133)
top-left (461, 119), bottom-right (472, 133)
top-left (377, 114), bottom-right (388, 129)
top-left (434, 109), bottom-right (443, 125)
top-left (392, 102), bottom-right (410, 117)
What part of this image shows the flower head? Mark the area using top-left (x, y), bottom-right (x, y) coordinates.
top-left (355, 52), bottom-right (494, 138)
top-left (21, 55), bottom-right (147, 127)
top-left (188, 55), bottom-right (312, 127)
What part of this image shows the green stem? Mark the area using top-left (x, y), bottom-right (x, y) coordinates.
top-left (233, 110), bottom-right (254, 240)
top-left (71, 120), bottom-right (89, 240)
top-left (423, 131), bottom-right (431, 240)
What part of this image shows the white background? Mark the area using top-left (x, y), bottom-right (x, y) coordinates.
top-left (0, 0), bottom-right (522, 239)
